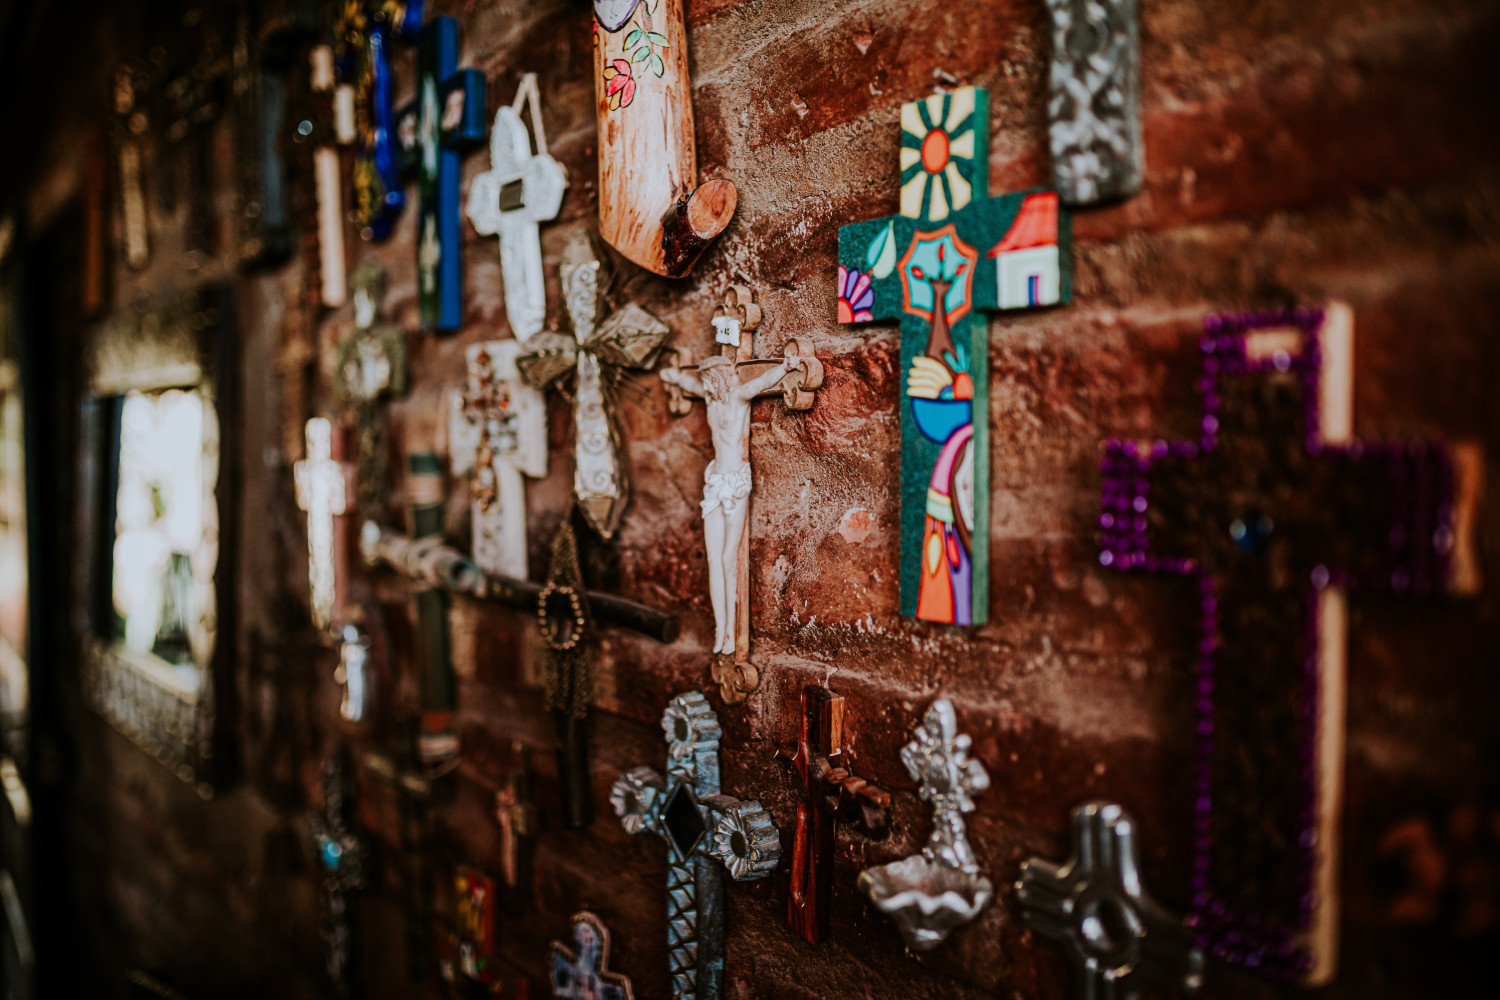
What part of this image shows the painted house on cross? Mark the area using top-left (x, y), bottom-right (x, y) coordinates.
top-left (987, 191), bottom-right (1062, 309)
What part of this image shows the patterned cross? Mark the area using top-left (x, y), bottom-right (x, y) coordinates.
top-left (551, 912), bottom-right (634, 1000)
top-left (1046, 0), bottom-right (1144, 205)
top-left (611, 691), bottom-right (782, 1000)
top-left (344, 0), bottom-right (422, 241)
top-left (1016, 801), bottom-right (1204, 999)
top-left (838, 86), bottom-right (1072, 625)
top-left (295, 418), bottom-right (357, 634)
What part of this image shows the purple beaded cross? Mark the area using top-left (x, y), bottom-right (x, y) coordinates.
top-left (1098, 306), bottom-right (1457, 980)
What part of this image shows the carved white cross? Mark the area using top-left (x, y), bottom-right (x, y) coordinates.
top-left (448, 341), bottom-right (547, 578)
top-left (295, 417), bottom-right (356, 633)
top-left (465, 74), bottom-right (567, 342)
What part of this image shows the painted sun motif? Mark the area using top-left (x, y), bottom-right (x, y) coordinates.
top-left (899, 87), bottom-right (978, 223)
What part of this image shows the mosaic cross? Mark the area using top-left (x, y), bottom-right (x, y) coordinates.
top-left (1097, 304), bottom-right (1480, 982)
top-left (1047, 0), bottom-right (1144, 205)
top-left (343, 0), bottom-right (423, 241)
top-left (611, 691), bottom-right (782, 1000)
top-left (396, 14), bottom-right (487, 331)
top-left (295, 417), bottom-right (357, 634)
top-left (309, 748), bottom-right (372, 999)
top-left (1016, 801), bottom-right (1204, 999)
top-left (838, 86), bottom-right (1072, 625)
top-left (551, 911), bottom-right (634, 1000)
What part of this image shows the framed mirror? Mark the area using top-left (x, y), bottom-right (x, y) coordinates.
top-left (80, 286), bottom-right (237, 796)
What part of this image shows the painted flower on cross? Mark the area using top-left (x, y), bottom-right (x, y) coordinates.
top-left (603, 59), bottom-right (637, 110)
top-left (837, 266), bottom-right (875, 324)
top-left (899, 87), bottom-right (979, 222)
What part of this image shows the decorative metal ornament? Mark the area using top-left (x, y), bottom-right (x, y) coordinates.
top-left (551, 912), bottom-right (634, 1000)
top-left (611, 691), bottom-right (782, 1000)
top-left (1017, 802), bottom-right (1204, 999)
top-left (1047, 0), bottom-right (1144, 205)
top-left (519, 233), bottom-right (670, 539)
top-left (308, 749), bottom-right (372, 999)
top-left (857, 698), bottom-right (993, 950)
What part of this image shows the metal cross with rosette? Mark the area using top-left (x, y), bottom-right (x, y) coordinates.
top-left (1047, 0), bottom-right (1144, 205)
top-left (857, 698), bottom-right (994, 950)
top-left (610, 691), bottom-right (782, 1000)
top-left (519, 233), bottom-right (670, 539)
top-left (551, 911), bottom-right (634, 1000)
top-left (1016, 801), bottom-right (1205, 999)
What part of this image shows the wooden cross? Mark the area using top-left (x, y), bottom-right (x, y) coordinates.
top-left (295, 418), bottom-right (357, 634)
top-left (837, 86), bottom-right (1072, 626)
top-left (1046, 0), bottom-right (1144, 205)
top-left (551, 912), bottom-right (634, 1000)
top-left (1097, 304), bottom-right (1482, 982)
top-left (775, 685), bottom-right (890, 944)
top-left (294, 42), bottom-right (356, 307)
top-left (395, 14), bottom-right (487, 331)
top-left (364, 728), bottom-right (438, 984)
top-left (448, 340), bottom-right (548, 579)
top-left (1016, 802), bottom-right (1204, 999)
top-left (610, 691), bottom-right (782, 1000)
top-left (466, 73), bottom-right (568, 342)
top-left (308, 747), bottom-right (372, 999)
top-left (657, 286), bottom-right (822, 702)
top-left (334, 263), bottom-right (408, 526)
top-left (590, 0), bottom-right (736, 277)
top-left (111, 62), bottom-right (152, 269)
top-left (346, 0), bottom-right (422, 241)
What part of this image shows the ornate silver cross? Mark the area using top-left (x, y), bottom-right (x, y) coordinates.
top-left (1017, 801), bottom-right (1204, 999)
top-left (1047, 0), bottom-right (1144, 204)
top-left (611, 691), bottom-right (781, 1000)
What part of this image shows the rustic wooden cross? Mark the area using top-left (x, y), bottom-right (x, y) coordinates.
top-left (551, 912), bottom-right (634, 1000)
top-left (345, 0), bottom-right (422, 241)
top-left (590, 0), bottom-right (736, 277)
top-left (309, 747), bottom-right (372, 999)
top-left (295, 417), bottom-right (358, 634)
top-left (466, 73), bottom-right (568, 342)
top-left (364, 729), bottom-right (438, 984)
top-left (611, 691), bottom-right (782, 1000)
top-left (1046, 0), bottom-right (1144, 205)
top-left (1016, 801), bottom-right (1204, 999)
top-left (448, 339), bottom-right (548, 579)
top-left (334, 263), bottom-right (408, 526)
top-left (658, 286), bottom-right (823, 702)
top-left (837, 86), bottom-right (1072, 626)
top-left (776, 685), bottom-right (891, 944)
top-left (395, 14), bottom-right (487, 331)
top-left (1097, 304), bottom-right (1481, 982)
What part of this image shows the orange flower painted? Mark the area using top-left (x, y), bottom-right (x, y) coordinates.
top-left (603, 58), bottom-right (636, 110)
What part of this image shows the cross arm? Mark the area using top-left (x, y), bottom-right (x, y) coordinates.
top-left (702, 794), bottom-right (783, 881)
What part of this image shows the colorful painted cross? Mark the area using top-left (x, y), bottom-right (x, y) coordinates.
top-left (1016, 801), bottom-right (1204, 999)
top-left (838, 86), bottom-right (1072, 625)
top-left (309, 748), bottom-right (372, 999)
top-left (453, 865), bottom-right (502, 987)
top-left (466, 73), bottom-right (568, 342)
top-left (551, 912), bottom-right (634, 1000)
top-left (343, 0), bottom-right (423, 242)
top-left (1097, 304), bottom-right (1479, 982)
top-left (1047, 0), bottom-right (1144, 205)
top-left (777, 685), bottom-right (890, 944)
top-left (295, 418), bottom-right (358, 634)
top-left (395, 15), bottom-right (487, 331)
top-left (611, 691), bottom-right (782, 1000)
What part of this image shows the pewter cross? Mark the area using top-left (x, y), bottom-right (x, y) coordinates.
top-left (1047, 0), bottom-right (1144, 205)
top-left (551, 912), bottom-right (634, 1000)
top-left (1016, 801), bottom-right (1204, 999)
top-left (295, 418), bottom-right (356, 634)
top-left (611, 691), bottom-right (782, 1000)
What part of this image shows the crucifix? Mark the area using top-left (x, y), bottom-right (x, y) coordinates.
top-left (334, 263), bottom-right (408, 526)
top-left (857, 699), bottom-right (993, 951)
top-left (657, 287), bottom-right (823, 702)
top-left (1096, 304), bottom-right (1482, 982)
top-left (611, 691), bottom-right (782, 1000)
top-left (346, 0), bottom-right (423, 241)
top-left (1047, 0), bottom-right (1144, 205)
top-left (837, 86), bottom-right (1072, 626)
top-left (364, 729), bottom-right (439, 984)
top-left (775, 685), bottom-right (890, 944)
top-left (518, 232), bottom-right (670, 539)
top-left (308, 747), bottom-right (372, 999)
top-left (111, 62), bottom-right (153, 269)
top-left (551, 912), bottom-right (634, 1000)
top-left (295, 417), bottom-right (358, 635)
top-left (395, 14), bottom-right (487, 331)
top-left (465, 73), bottom-right (568, 342)
top-left (590, 0), bottom-right (736, 276)
top-left (1016, 801), bottom-right (1204, 999)
top-left (448, 340), bottom-right (548, 579)
top-left (408, 451), bottom-right (460, 763)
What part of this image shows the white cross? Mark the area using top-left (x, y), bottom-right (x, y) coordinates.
top-left (465, 74), bottom-right (567, 342)
top-left (295, 418), bottom-right (355, 632)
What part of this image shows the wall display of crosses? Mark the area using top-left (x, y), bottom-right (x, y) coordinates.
top-left (1097, 304), bottom-right (1481, 982)
top-left (777, 685), bottom-right (891, 944)
top-left (466, 73), bottom-right (568, 342)
top-left (295, 418), bottom-right (358, 635)
top-left (343, 0), bottom-right (423, 242)
top-left (334, 263), bottom-right (409, 526)
top-left (448, 340), bottom-right (547, 579)
top-left (519, 233), bottom-right (671, 539)
top-left (309, 748), bottom-right (372, 999)
top-left (1047, 0), bottom-right (1144, 205)
top-left (551, 912), bottom-right (634, 1000)
top-left (591, 0), bottom-right (736, 277)
top-left (857, 699), bottom-right (993, 950)
top-left (1016, 801), bottom-right (1204, 999)
top-left (394, 15), bottom-right (487, 331)
top-left (838, 86), bottom-right (1071, 626)
top-left (657, 287), bottom-right (823, 703)
top-left (611, 691), bottom-right (782, 1000)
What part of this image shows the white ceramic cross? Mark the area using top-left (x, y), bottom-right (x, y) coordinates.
top-left (295, 417), bottom-right (355, 633)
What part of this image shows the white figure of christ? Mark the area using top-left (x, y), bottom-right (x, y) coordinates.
top-left (660, 353), bottom-right (799, 655)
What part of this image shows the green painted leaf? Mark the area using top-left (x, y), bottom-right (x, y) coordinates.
top-left (624, 27), bottom-right (642, 48)
top-left (631, 45), bottom-right (651, 64)
top-left (650, 52), bottom-right (665, 77)
top-left (865, 221), bottom-right (897, 279)
top-left (646, 31), bottom-right (669, 46)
